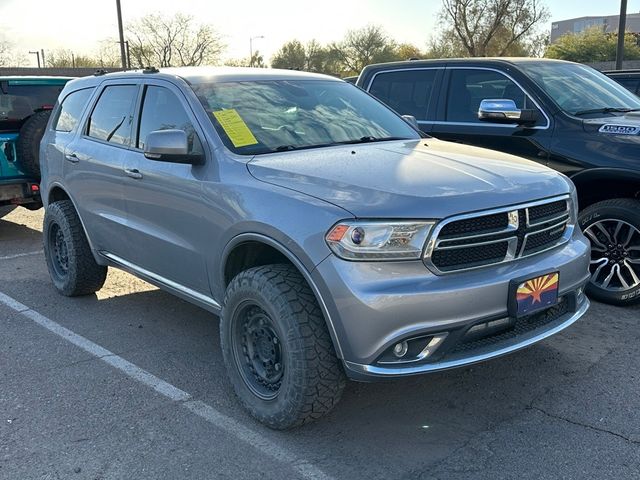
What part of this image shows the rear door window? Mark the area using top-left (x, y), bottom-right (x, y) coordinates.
top-left (87, 85), bottom-right (138, 146)
top-left (369, 69), bottom-right (438, 120)
top-left (54, 88), bottom-right (94, 132)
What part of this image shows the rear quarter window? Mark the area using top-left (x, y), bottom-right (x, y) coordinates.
top-left (54, 88), bottom-right (95, 132)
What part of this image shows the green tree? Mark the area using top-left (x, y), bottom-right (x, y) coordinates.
top-left (438, 0), bottom-right (549, 57)
top-left (271, 40), bottom-right (307, 70)
top-left (331, 25), bottom-right (399, 75)
top-left (395, 43), bottom-right (425, 60)
top-left (545, 27), bottom-right (640, 62)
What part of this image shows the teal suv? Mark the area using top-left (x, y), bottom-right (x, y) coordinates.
top-left (0, 76), bottom-right (70, 218)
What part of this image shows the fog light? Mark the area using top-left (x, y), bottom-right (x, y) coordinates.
top-left (392, 341), bottom-right (409, 358)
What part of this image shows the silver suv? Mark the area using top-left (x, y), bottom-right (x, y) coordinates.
top-left (40, 67), bottom-right (591, 429)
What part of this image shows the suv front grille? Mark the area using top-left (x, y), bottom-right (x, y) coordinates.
top-left (425, 197), bottom-right (571, 273)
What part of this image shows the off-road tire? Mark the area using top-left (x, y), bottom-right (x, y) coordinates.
top-left (220, 264), bottom-right (345, 429)
top-left (43, 200), bottom-right (107, 296)
top-left (16, 110), bottom-right (51, 179)
top-left (0, 205), bottom-right (16, 219)
top-left (579, 199), bottom-right (640, 306)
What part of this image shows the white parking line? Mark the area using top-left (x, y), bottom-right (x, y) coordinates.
top-left (0, 250), bottom-right (44, 260)
top-left (0, 290), bottom-right (334, 480)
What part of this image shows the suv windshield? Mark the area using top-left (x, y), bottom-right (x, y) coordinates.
top-left (519, 62), bottom-right (640, 116)
top-left (192, 79), bottom-right (420, 155)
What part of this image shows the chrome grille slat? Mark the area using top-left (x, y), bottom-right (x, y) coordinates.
top-left (424, 196), bottom-right (572, 274)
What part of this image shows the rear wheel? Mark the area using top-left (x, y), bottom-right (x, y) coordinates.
top-left (220, 264), bottom-right (345, 429)
top-left (579, 199), bottom-right (640, 306)
top-left (43, 200), bottom-right (107, 296)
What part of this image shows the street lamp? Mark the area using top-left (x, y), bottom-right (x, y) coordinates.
top-left (249, 35), bottom-right (264, 67)
top-left (28, 50), bottom-right (41, 68)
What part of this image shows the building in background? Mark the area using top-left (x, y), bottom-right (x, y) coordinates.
top-left (550, 13), bottom-right (640, 43)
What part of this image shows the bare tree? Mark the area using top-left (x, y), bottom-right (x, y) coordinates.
top-left (0, 38), bottom-right (27, 67)
top-left (440, 0), bottom-right (549, 57)
top-left (126, 13), bottom-right (224, 68)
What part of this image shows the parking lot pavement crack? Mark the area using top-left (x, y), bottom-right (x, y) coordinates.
top-left (529, 406), bottom-right (640, 445)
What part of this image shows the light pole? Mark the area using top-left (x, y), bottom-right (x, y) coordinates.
top-left (616, 0), bottom-right (628, 70)
top-left (28, 50), bottom-right (40, 68)
top-left (116, 0), bottom-right (127, 69)
top-left (249, 35), bottom-right (264, 67)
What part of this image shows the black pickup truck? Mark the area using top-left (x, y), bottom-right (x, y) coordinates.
top-left (357, 58), bottom-right (640, 306)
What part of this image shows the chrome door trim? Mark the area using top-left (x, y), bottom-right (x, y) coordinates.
top-left (100, 251), bottom-right (221, 311)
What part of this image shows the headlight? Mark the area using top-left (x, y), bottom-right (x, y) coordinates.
top-left (325, 220), bottom-right (435, 261)
top-left (569, 187), bottom-right (579, 225)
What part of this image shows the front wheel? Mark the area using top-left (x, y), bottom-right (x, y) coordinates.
top-left (579, 199), bottom-right (640, 306)
top-left (220, 264), bottom-right (345, 429)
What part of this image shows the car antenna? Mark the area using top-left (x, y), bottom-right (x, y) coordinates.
top-left (93, 69), bottom-right (107, 76)
top-left (143, 66), bottom-right (159, 74)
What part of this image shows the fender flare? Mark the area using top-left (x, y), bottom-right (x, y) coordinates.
top-left (570, 167), bottom-right (640, 185)
top-left (220, 232), bottom-right (343, 359)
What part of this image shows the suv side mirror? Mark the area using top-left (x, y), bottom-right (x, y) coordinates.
top-left (402, 114), bottom-right (420, 131)
top-left (478, 99), bottom-right (538, 126)
top-left (143, 129), bottom-right (204, 165)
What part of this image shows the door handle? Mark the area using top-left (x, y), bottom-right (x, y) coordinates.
top-left (124, 168), bottom-right (143, 179)
top-left (65, 152), bottom-right (79, 163)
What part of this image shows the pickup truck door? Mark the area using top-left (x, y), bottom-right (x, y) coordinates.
top-left (430, 67), bottom-right (552, 166)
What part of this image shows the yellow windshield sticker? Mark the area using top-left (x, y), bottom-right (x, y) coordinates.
top-left (212, 109), bottom-right (258, 148)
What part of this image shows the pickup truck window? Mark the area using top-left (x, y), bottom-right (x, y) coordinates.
top-left (446, 69), bottom-right (538, 123)
top-left (137, 85), bottom-right (203, 155)
top-left (192, 80), bottom-right (419, 155)
top-left (369, 69), bottom-right (438, 121)
top-left (87, 85), bottom-right (138, 146)
top-left (54, 88), bottom-right (94, 133)
top-left (519, 62), bottom-right (640, 116)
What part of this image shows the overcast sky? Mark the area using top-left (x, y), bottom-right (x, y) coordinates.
top-left (1, 0), bottom-right (639, 66)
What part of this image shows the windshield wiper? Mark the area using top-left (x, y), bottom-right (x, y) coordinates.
top-left (335, 136), bottom-right (412, 145)
top-left (271, 136), bottom-right (411, 153)
top-left (573, 107), bottom-right (640, 116)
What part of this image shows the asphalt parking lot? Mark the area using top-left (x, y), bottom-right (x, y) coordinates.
top-left (1, 207), bottom-right (639, 480)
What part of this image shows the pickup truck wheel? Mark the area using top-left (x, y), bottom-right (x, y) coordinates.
top-left (0, 205), bottom-right (16, 219)
top-left (220, 264), bottom-right (345, 429)
top-left (579, 199), bottom-right (640, 306)
top-left (43, 200), bottom-right (107, 296)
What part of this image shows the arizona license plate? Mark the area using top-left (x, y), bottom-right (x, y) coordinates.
top-left (513, 272), bottom-right (559, 317)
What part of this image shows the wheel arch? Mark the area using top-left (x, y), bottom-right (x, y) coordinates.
top-left (220, 233), bottom-right (343, 359)
top-left (570, 168), bottom-right (640, 210)
top-left (44, 182), bottom-right (104, 265)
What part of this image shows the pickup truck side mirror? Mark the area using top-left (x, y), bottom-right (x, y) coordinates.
top-left (478, 99), bottom-right (538, 127)
top-left (143, 129), bottom-right (205, 165)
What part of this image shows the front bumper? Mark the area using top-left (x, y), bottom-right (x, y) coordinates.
top-left (312, 230), bottom-right (591, 381)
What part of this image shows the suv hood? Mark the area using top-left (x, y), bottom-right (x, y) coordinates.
top-left (247, 139), bottom-right (571, 219)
